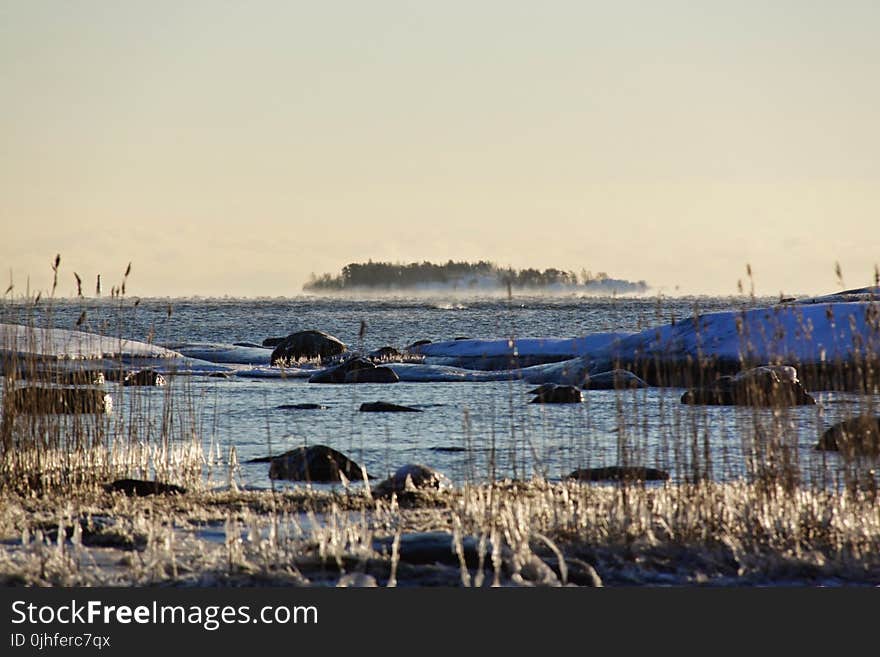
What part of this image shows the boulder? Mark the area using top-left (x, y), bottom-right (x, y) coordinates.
top-left (249, 445), bottom-right (371, 483)
top-left (405, 339), bottom-right (432, 351)
top-left (359, 401), bottom-right (421, 413)
top-left (568, 466), bottom-right (670, 482)
top-left (270, 330), bottom-right (347, 365)
top-left (309, 357), bottom-right (375, 384)
top-left (262, 336), bottom-right (286, 347)
top-left (584, 369), bottom-right (649, 390)
top-left (529, 384), bottom-right (583, 404)
top-left (103, 479), bottom-right (187, 496)
top-left (368, 346), bottom-right (403, 362)
top-left (681, 365), bottom-right (815, 406)
top-left (372, 532), bottom-right (488, 568)
top-left (344, 367), bottom-right (399, 384)
top-left (373, 464), bottom-right (451, 497)
top-left (815, 416), bottom-right (880, 457)
top-left (123, 369), bottom-right (166, 386)
top-left (9, 385), bottom-right (112, 414)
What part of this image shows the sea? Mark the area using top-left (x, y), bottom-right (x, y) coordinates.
top-left (4, 294), bottom-right (867, 490)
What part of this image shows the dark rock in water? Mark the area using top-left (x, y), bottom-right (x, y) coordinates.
top-left (309, 357), bottom-right (375, 384)
top-left (270, 330), bottom-right (347, 365)
top-left (359, 401), bottom-right (421, 413)
top-left (249, 445), bottom-right (371, 482)
top-left (345, 367), bottom-right (399, 384)
top-left (816, 416), bottom-right (880, 457)
top-left (568, 466), bottom-right (670, 482)
top-left (233, 341), bottom-right (269, 349)
top-left (10, 385), bottom-right (112, 414)
top-left (368, 346), bottom-right (403, 362)
top-left (453, 336), bottom-right (471, 341)
top-left (430, 446), bottom-right (468, 453)
top-left (372, 532), bottom-right (488, 568)
top-left (374, 464), bottom-right (450, 497)
top-left (123, 369), bottom-right (166, 387)
top-left (262, 336), bottom-right (286, 347)
top-left (681, 365), bottom-right (815, 407)
top-left (208, 372), bottom-right (233, 379)
top-left (103, 479), bottom-right (187, 496)
top-left (530, 384), bottom-right (583, 404)
top-left (584, 369), bottom-right (649, 390)
top-left (277, 403), bottom-right (329, 410)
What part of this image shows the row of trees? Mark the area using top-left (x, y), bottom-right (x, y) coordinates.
top-left (304, 260), bottom-right (648, 292)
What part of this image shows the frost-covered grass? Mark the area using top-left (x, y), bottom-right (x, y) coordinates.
top-left (2, 480), bottom-right (880, 586)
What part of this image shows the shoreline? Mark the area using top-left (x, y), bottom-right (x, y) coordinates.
top-left (3, 479), bottom-right (879, 587)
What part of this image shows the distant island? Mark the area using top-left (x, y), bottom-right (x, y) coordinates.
top-left (303, 260), bottom-right (649, 294)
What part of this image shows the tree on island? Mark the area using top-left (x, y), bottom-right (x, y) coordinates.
top-left (304, 260), bottom-right (648, 293)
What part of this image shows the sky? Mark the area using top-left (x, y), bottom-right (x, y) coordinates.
top-left (2, 1), bottom-right (878, 298)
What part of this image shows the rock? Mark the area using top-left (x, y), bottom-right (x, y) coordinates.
top-left (815, 416), bottom-right (880, 457)
top-left (208, 372), bottom-right (233, 379)
top-left (454, 336), bottom-right (471, 341)
top-left (308, 357), bottom-right (375, 383)
top-left (270, 330), bottom-right (347, 365)
top-left (405, 339), bottom-right (432, 351)
top-left (103, 479), bottom-right (187, 496)
top-left (262, 336), bottom-right (286, 347)
top-left (681, 365), bottom-right (815, 406)
top-left (123, 369), bottom-right (166, 386)
top-left (233, 342), bottom-right (269, 348)
top-left (567, 466), bottom-right (670, 482)
top-left (584, 369), bottom-right (649, 390)
top-left (368, 346), bottom-right (403, 362)
top-left (530, 384), bottom-right (583, 404)
top-left (26, 369), bottom-right (105, 386)
top-left (249, 445), bottom-right (371, 483)
top-left (344, 367), bottom-right (399, 384)
top-left (277, 403), bottom-right (329, 410)
top-left (372, 532), bottom-right (488, 568)
top-left (359, 401), bottom-right (421, 413)
top-left (336, 573), bottom-right (378, 587)
top-left (374, 464), bottom-right (451, 497)
top-left (9, 385), bottom-right (112, 414)
top-left (565, 558), bottom-right (603, 587)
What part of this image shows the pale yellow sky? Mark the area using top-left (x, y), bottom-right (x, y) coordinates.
top-left (2, 1), bottom-right (878, 297)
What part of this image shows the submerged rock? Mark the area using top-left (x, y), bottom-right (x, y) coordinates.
top-left (568, 466), bottom-right (670, 482)
top-left (529, 384), bottom-right (583, 404)
top-left (374, 464), bottom-right (451, 497)
top-left (123, 369), bottom-right (166, 386)
top-left (270, 330), bottom-right (347, 365)
top-left (277, 403), bottom-right (329, 410)
top-left (815, 416), bottom-right (880, 457)
top-left (103, 479), bottom-right (187, 496)
top-left (584, 369), bottom-right (649, 390)
top-left (308, 357), bottom-right (375, 384)
top-left (9, 385), bottom-right (112, 414)
top-left (344, 367), bottom-right (399, 383)
top-left (681, 365), bottom-right (815, 406)
top-left (359, 401), bottom-right (421, 413)
top-left (249, 445), bottom-right (371, 483)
